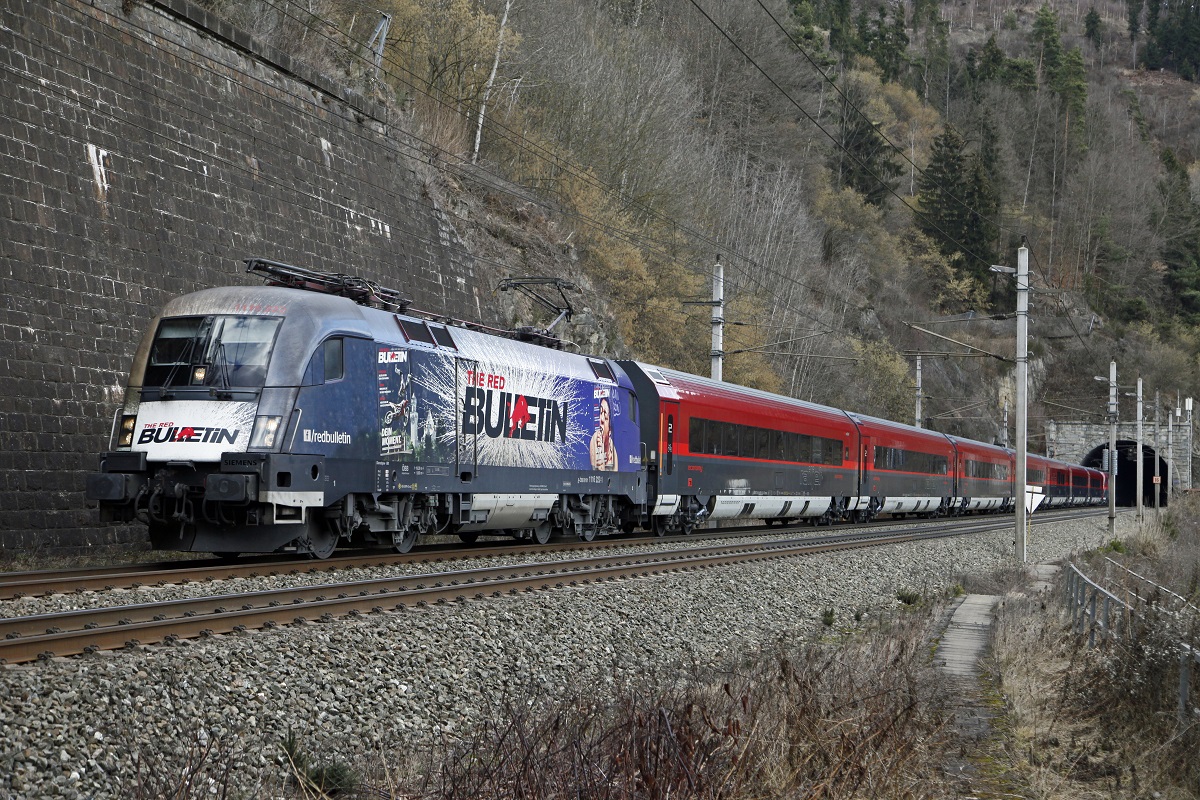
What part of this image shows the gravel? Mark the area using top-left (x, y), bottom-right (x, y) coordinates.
top-left (0, 514), bottom-right (1124, 798)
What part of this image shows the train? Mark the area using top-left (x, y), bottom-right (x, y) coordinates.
top-left (85, 258), bottom-right (1107, 558)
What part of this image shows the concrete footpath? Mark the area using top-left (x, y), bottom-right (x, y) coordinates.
top-left (935, 563), bottom-right (1061, 794)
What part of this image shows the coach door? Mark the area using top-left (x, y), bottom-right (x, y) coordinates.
top-left (456, 357), bottom-right (478, 482)
top-left (661, 400), bottom-right (679, 481)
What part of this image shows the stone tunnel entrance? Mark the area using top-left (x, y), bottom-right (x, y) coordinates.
top-left (1081, 440), bottom-right (1169, 508)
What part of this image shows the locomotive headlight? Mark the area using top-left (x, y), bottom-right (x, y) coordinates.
top-left (192, 366), bottom-right (207, 384)
top-left (116, 415), bottom-right (137, 449)
top-left (249, 415), bottom-right (283, 450)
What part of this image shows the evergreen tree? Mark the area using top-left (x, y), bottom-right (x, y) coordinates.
top-left (1032, 4), bottom-right (1064, 80)
top-left (1145, 0), bottom-right (1200, 80)
top-left (1055, 47), bottom-right (1088, 141)
top-left (916, 129), bottom-right (971, 260)
top-left (1084, 7), bottom-right (1103, 46)
top-left (1127, 0), bottom-right (1143, 40)
top-left (916, 128), bottom-right (1001, 278)
top-left (864, 5), bottom-right (909, 82)
top-left (788, 0), bottom-right (836, 64)
top-left (830, 83), bottom-right (903, 205)
top-left (825, 0), bottom-right (857, 59)
top-left (976, 107), bottom-right (1004, 197)
top-left (1002, 58), bottom-right (1038, 93)
top-left (977, 34), bottom-right (1006, 82)
top-left (961, 158), bottom-right (1000, 276)
top-left (1156, 149), bottom-right (1200, 322)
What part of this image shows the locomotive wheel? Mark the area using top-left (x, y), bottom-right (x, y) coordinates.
top-left (531, 523), bottom-right (552, 545)
top-left (304, 520), bottom-right (338, 559)
top-left (394, 527), bottom-right (419, 554)
top-left (458, 532), bottom-right (479, 544)
top-left (577, 524), bottom-right (597, 542)
top-left (651, 517), bottom-right (669, 537)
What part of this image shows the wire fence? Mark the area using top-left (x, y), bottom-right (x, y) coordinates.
top-left (1064, 563), bottom-right (1200, 724)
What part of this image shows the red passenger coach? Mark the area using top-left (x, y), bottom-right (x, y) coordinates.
top-left (947, 436), bottom-right (1014, 514)
top-left (850, 414), bottom-right (955, 518)
top-left (1025, 454), bottom-right (1051, 511)
top-left (620, 363), bottom-right (861, 529)
top-left (1034, 456), bottom-right (1072, 508)
top-left (1090, 468), bottom-right (1107, 504)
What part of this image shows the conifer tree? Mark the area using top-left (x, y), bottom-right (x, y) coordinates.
top-left (916, 128), bottom-right (1000, 279)
top-left (916, 128), bottom-right (971, 261)
top-left (1156, 149), bottom-right (1200, 322)
top-left (1084, 7), bottom-right (1103, 46)
top-left (830, 83), bottom-right (903, 205)
top-left (1032, 4), bottom-right (1064, 80)
top-left (1055, 47), bottom-right (1088, 141)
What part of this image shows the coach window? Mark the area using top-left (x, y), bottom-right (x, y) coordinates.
top-left (323, 338), bottom-right (344, 382)
top-left (689, 417), bottom-right (704, 454)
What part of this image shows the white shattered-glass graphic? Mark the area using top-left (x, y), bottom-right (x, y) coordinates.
top-left (412, 341), bottom-right (591, 470)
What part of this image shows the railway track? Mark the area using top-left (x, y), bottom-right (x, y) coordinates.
top-left (0, 508), bottom-right (1101, 599)
top-left (0, 509), bottom-right (1114, 665)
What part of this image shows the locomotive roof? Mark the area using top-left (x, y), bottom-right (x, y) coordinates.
top-left (152, 284), bottom-right (629, 387)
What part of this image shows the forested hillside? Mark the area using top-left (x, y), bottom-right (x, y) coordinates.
top-left (200, 0), bottom-right (1200, 444)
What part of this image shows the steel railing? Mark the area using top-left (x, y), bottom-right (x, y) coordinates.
top-left (1064, 563), bottom-right (1200, 724)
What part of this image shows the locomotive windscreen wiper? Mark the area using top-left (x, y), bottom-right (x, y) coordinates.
top-left (209, 341), bottom-right (233, 399)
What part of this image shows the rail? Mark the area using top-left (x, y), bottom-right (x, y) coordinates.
top-left (0, 519), bottom-right (1034, 665)
top-left (1063, 563), bottom-right (1200, 724)
top-left (1102, 556), bottom-right (1200, 616)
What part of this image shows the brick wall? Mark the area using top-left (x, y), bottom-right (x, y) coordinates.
top-left (0, 0), bottom-right (488, 549)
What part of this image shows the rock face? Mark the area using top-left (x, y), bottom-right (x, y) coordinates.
top-left (0, 0), bottom-right (490, 548)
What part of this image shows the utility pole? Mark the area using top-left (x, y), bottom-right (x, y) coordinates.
top-left (1189, 397), bottom-right (1195, 493)
top-left (1154, 391), bottom-right (1161, 515)
top-left (989, 248), bottom-right (1030, 561)
top-left (711, 257), bottom-right (724, 381)
top-left (1168, 404), bottom-right (1174, 503)
top-left (1107, 361), bottom-right (1117, 539)
top-left (1136, 377), bottom-right (1144, 523)
top-left (1015, 245), bottom-right (1029, 562)
top-left (915, 355), bottom-right (923, 428)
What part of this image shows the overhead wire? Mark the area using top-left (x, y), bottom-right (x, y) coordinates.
top-left (684, 0), bottom-right (1001, 274)
top-left (246, 0), bottom-right (868, 332)
top-left (749, 0), bottom-right (1032, 252)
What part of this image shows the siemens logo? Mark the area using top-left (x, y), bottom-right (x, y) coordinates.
top-left (303, 430), bottom-right (352, 445)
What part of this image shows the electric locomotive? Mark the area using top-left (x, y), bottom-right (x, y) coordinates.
top-left (86, 259), bottom-right (647, 557)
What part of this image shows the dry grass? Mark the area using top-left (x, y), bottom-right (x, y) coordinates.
top-left (988, 498), bottom-right (1200, 800)
top-left (339, 610), bottom-right (960, 799)
top-left (109, 607), bottom-right (964, 798)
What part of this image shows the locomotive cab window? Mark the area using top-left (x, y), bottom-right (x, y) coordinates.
top-left (145, 315), bottom-right (282, 390)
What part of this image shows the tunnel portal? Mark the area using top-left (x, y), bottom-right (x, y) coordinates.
top-left (1081, 441), bottom-right (1168, 508)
